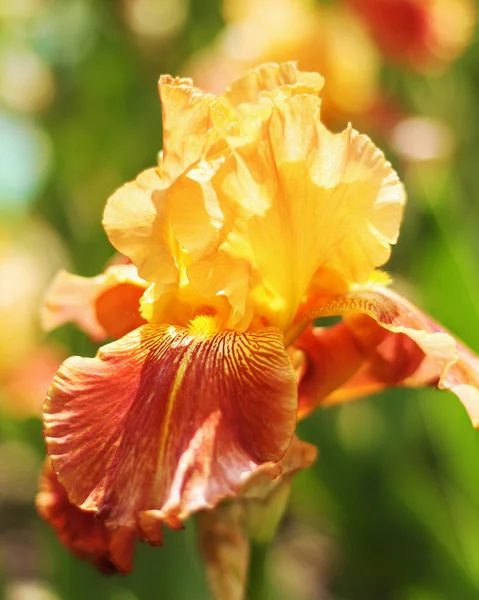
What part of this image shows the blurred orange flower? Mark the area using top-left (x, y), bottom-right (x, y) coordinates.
top-left (40, 63), bottom-right (479, 568)
top-left (187, 0), bottom-right (380, 126)
top-left (0, 221), bottom-right (66, 418)
top-left (346, 0), bottom-right (476, 70)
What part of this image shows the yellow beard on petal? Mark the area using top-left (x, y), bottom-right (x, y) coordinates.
top-left (188, 315), bottom-right (222, 339)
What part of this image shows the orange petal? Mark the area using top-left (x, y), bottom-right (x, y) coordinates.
top-left (105, 63), bottom-right (399, 333)
top-left (295, 323), bottom-right (370, 418)
top-left (103, 64), bottom-right (327, 321)
top-left (41, 264), bottom-right (147, 341)
top-left (36, 459), bottom-right (135, 573)
top-left (102, 78), bottom-right (236, 282)
top-left (297, 285), bottom-right (479, 426)
top-left (296, 320), bottom-right (426, 417)
top-left (44, 322), bottom-right (297, 543)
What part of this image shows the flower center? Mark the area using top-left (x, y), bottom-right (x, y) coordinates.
top-left (188, 314), bottom-right (221, 339)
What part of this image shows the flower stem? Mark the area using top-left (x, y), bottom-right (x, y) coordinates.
top-left (246, 541), bottom-right (269, 600)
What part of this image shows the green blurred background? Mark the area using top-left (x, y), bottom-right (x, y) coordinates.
top-left (1, 0), bottom-right (479, 598)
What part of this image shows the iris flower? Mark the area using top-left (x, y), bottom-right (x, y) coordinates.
top-left (39, 63), bottom-right (479, 571)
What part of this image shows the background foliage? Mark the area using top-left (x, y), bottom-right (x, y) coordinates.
top-left (1, 1), bottom-right (479, 599)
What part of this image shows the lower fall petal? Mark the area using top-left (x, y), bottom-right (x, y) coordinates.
top-left (297, 285), bottom-right (479, 426)
top-left (36, 459), bottom-right (135, 574)
top-left (43, 322), bottom-right (297, 543)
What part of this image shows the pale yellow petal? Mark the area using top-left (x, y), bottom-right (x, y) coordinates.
top-left (103, 168), bottom-right (179, 293)
top-left (158, 76), bottom-right (235, 182)
top-left (103, 63), bottom-right (405, 332)
top-left (166, 90), bottom-right (405, 330)
top-left (223, 62), bottom-right (324, 107)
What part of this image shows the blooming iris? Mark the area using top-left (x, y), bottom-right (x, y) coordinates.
top-left (39, 63), bottom-right (479, 570)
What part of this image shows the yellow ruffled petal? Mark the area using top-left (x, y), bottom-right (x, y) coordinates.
top-left (165, 90), bottom-right (405, 330)
top-left (158, 76), bottom-right (234, 182)
top-left (104, 64), bottom-right (327, 323)
top-left (224, 61), bottom-right (324, 107)
top-left (103, 63), bottom-right (405, 333)
top-left (157, 63), bottom-right (323, 184)
top-left (103, 168), bottom-right (179, 292)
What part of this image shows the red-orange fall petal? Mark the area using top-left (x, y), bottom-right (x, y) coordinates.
top-left (44, 323), bottom-right (297, 544)
top-left (36, 459), bottom-right (135, 574)
top-left (296, 286), bottom-right (479, 425)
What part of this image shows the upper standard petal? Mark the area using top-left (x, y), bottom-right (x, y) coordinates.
top-left (167, 94), bottom-right (405, 331)
top-left (103, 168), bottom-right (180, 291)
top-left (103, 63), bottom-right (402, 332)
top-left (158, 63), bottom-right (324, 182)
